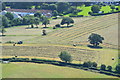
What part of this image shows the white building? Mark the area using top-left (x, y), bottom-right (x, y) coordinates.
top-left (5, 8), bottom-right (52, 18)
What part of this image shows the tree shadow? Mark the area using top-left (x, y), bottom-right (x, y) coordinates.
top-left (25, 27), bottom-right (39, 29)
top-left (87, 45), bottom-right (103, 49)
top-left (60, 25), bottom-right (74, 28)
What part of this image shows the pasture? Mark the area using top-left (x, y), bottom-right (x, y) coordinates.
top-left (2, 62), bottom-right (118, 78)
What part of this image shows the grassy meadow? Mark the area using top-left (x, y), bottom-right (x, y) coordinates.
top-left (2, 62), bottom-right (118, 78)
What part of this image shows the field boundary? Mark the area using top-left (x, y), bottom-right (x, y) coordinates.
top-left (1, 57), bottom-right (120, 78)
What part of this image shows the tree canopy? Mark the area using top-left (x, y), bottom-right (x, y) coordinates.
top-left (91, 5), bottom-right (101, 13)
top-left (61, 17), bottom-right (74, 27)
top-left (58, 51), bottom-right (72, 63)
top-left (88, 33), bottom-right (104, 47)
top-left (5, 12), bottom-right (14, 20)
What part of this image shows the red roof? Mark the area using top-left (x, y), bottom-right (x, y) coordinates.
top-left (6, 8), bottom-right (52, 13)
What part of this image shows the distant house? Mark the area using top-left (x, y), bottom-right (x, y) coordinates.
top-left (5, 8), bottom-right (52, 17)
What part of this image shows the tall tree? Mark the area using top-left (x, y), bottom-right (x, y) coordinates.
top-left (0, 26), bottom-right (6, 36)
top-left (58, 51), bottom-right (72, 63)
top-left (5, 12), bottom-right (14, 20)
top-left (49, 4), bottom-right (57, 10)
top-left (34, 17), bottom-right (40, 27)
top-left (61, 17), bottom-right (74, 27)
top-left (2, 16), bottom-right (10, 28)
top-left (56, 2), bottom-right (70, 13)
top-left (115, 65), bottom-right (120, 73)
top-left (88, 33), bottom-right (104, 47)
top-left (91, 5), bottom-right (101, 13)
top-left (42, 17), bottom-right (50, 28)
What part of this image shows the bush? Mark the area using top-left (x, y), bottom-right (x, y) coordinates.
top-left (17, 41), bottom-right (23, 44)
top-left (88, 12), bottom-right (94, 15)
top-left (92, 62), bottom-right (97, 68)
top-left (83, 62), bottom-right (89, 67)
top-left (5, 41), bottom-right (15, 43)
top-left (115, 65), bottom-right (120, 74)
top-left (91, 5), bottom-right (101, 13)
top-left (107, 65), bottom-right (112, 72)
top-left (100, 64), bottom-right (106, 70)
top-left (83, 61), bottom-right (97, 68)
top-left (55, 24), bottom-right (61, 27)
top-left (58, 51), bottom-right (72, 63)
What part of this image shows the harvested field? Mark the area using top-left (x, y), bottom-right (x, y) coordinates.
top-left (2, 44), bottom-right (118, 66)
top-left (23, 13), bottom-right (118, 48)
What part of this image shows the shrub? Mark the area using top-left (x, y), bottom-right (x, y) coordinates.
top-left (17, 41), bottom-right (23, 44)
top-left (107, 65), bottom-right (112, 72)
top-left (5, 41), bottom-right (15, 43)
top-left (83, 61), bottom-right (97, 68)
top-left (83, 62), bottom-right (89, 67)
top-left (100, 64), bottom-right (106, 70)
top-left (91, 5), bottom-right (101, 13)
top-left (58, 51), bottom-right (72, 63)
top-left (55, 24), bottom-right (61, 27)
top-left (92, 62), bottom-right (97, 68)
top-left (115, 65), bottom-right (120, 74)
top-left (88, 12), bottom-right (94, 16)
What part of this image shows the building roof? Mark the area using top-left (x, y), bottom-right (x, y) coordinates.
top-left (6, 8), bottom-right (52, 13)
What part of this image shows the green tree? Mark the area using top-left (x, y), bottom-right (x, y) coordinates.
top-left (91, 5), bottom-right (101, 13)
top-left (61, 17), bottom-right (74, 27)
top-left (92, 62), bottom-right (97, 68)
top-left (88, 33), bottom-right (104, 47)
top-left (110, 5), bottom-right (115, 10)
top-left (110, 5), bottom-right (115, 11)
top-left (0, 26), bottom-right (6, 36)
top-left (11, 18), bottom-right (22, 26)
top-left (41, 3), bottom-right (49, 10)
top-left (58, 51), bottom-right (72, 63)
top-left (107, 65), bottom-right (112, 72)
top-left (5, 12), bottom-right (14, 20)
top-left (34, 12), bottom-right (42, 18)
top-left (56, 2), bottom-right (70, 13)
top-left (34, 17), bottom-right (40, 27)
top-left (2, 3), bottom-right (6, 10)
top-left (42, 17), bottom-right (50, 28)
top-left (52, 10), bottom-right (58, 17)
top-left (49, 4), bottom-right (57, 11)
top-left (83, 61), bottom-right (92, 68)
top-left (115, 65), bottom-right (120, 73)
top-left (2, 16), bottom-right (10, 28)
top-left (100, 64), bottom-right (106, 70)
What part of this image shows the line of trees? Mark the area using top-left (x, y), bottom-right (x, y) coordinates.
top-left (58, 51), bottom-right (120, 74)
top-left (0, 11), bottom-right (51, 36)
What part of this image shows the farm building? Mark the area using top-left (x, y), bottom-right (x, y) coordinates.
top-left (5, 8), bottom-right (52, 18)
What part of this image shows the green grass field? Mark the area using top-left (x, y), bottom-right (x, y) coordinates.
top-left (2, 62), bottom-right (118, 78)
